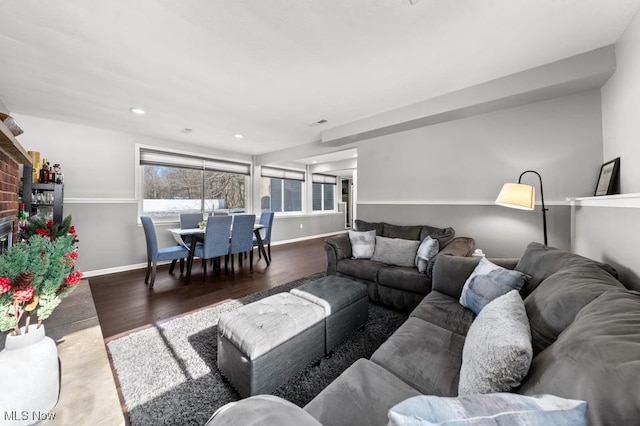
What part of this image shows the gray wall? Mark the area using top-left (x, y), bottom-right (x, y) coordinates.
top-left (572, 6), bottom-right (640, 291)
top-left (356, 90), bottom-right (603, 257)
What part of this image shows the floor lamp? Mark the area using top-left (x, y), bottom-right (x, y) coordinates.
top-left (495, 170), bottom-right (548, 246)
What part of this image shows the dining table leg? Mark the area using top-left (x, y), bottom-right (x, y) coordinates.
top-left (184, 236), bottom-right (199, 286)
top-left (253, 229), bottom-right (270, 266)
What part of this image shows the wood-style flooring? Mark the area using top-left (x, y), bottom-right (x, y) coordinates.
top-left (89, 236), bottom-right (331, 341)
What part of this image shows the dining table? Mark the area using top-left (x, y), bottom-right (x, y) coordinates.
top-left (168, 223), bottom-right (268, 285)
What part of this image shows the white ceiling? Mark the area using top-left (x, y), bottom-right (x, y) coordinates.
top-left (0, 0), bottom-right (639, 163)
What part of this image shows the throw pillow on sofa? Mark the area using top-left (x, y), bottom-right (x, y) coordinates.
top-left (388, 393), bottom-right (587, 426)
top-left (459, 257), bottom-right (530, 315)
top-left (415, 236), bottom-right (439, 273)
top-left (458, 290), bottom-right (532, 395)
top-left (348, 230), bottom-right (376, 259)
top-left (370, 236), bottom-right (420, 268)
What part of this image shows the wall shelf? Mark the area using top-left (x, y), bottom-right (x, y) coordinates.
top-left (567, 193), bottom-right (640, 208)
top-left (0, 120), bottom-right (31, 164)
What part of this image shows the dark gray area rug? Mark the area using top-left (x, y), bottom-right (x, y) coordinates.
top-left (107, 274), bottom-right (408, 426)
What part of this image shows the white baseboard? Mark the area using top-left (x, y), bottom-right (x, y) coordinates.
top-left (83, 230), bottom-right (347, 279)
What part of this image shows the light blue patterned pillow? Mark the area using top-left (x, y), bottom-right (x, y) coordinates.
top-left (415, 236), bottom-right (439, 273)
top-left (459, 257), bottom-right (529, 315)
top-left (348, 230), bottom-right (376, 259)
top-left (388, 393), bottom-right (587, 426)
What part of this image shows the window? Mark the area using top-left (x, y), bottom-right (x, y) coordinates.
top-left (139, 148), bottom-right (250, 221)
top-left (260, 166), bottom-right (304, 213)
top-left (312, 174), bottom-right (337, 211)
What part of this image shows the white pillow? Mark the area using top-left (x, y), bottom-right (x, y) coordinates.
top-left (458, 290), bottom-right (532, 395)
top-left (348, 230), bottom-right (376, 259)
top-left (415, 236), bottom-right (439, 273)
top-left (388, 393), bottom-right (587, 426)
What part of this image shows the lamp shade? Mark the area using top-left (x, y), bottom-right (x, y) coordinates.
top-left (495, 183), bottom-right (535, 210)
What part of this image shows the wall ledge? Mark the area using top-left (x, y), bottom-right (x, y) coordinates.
top-left (568, 193), bottom-right (640, 208)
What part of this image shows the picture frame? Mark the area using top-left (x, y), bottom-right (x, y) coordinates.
top-left (594, 157), bottom-right (620, 196)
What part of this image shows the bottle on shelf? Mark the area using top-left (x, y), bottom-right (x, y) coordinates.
top-left (39, 158), bottom-right (50, 184)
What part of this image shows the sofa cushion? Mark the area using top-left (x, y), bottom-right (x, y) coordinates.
top-left (206, 395), bottom-right (322, 426)
top-left (519, 290), bottom-right (640, 426)
top-left (459, 257), bottom-right (530, 315)
top-left (377, 266), bottom-right (431, 294)
top-left (515, 242), bottom-right (618, 296)
top-left (410, 291), bottom-right (475, 337)
top-left (348, 230), bottom-right (376, 259)
top-left (304, 358), bottom-right (421, 426)
top-left (370, 236), bottom-right (420, 267)
top-left (371, 317), bottom-right (465, 396)
top-left (382, 223), bottom-right (423, 240)
top-left (353, 219), bottom-right (384, 236)
top-left (336, 258), bottom-right (385, 282)
top-left (458, 290), bottom-right (532, 395)
top-left (415, 236), bottom-right (439, 273)
top-left (420, 225), bottom-right (456, 248)
top-left (525, 263), bottom-right (626, 355)
top-left (388, 393), bottom-right (587, 426)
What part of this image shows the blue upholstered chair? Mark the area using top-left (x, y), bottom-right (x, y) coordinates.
top-left (193, 215), bottom-right (232, 280)
top-left (141, 216), bottom-right (190, 288)
top-left (228, 214), bottom-right (256, 273)
top-left (254, 211), bottom-right (274, 262)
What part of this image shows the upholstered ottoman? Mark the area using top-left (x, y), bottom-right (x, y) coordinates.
top-left (291, 275), bottom-right (369, 353)
top-left (217, 292), bottom-right (326, 397)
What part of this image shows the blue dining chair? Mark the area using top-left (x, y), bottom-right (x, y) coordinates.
top-left (180, 212), bottom-right (203, 229)
top-left (228, 214), bottom-right (256, 273)
top-left (193, 215), bottom-right (232, 281)
top-left (141, 216), bottom-right (190, 288)
top-left (253, 211), bottom-right (274, 262)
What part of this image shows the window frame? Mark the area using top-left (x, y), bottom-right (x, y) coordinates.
top-left (311, 173), bottom-right (337, 212)
top-left (260, 166), bottom-right (305, 215)
top-left (136, 144), bottom-right (252, 223)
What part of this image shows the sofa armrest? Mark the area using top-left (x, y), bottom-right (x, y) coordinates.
top-left (324, 233), bottom-right (351, 275)
top-left (432, 255), bottom-right (520, 299)
top-left (425, 237), bottom-right (475, 278)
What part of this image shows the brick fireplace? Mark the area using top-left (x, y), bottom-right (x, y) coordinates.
top-left (0, 148), bottom-right (20, 249)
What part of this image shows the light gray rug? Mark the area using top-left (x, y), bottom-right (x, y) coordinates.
top-left (107, 274), bottom-right (408, 426)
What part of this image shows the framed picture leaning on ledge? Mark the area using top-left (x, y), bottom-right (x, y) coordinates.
top-left (594, 157), bottom-right (620, 196)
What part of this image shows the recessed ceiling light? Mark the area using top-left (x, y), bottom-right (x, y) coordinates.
top-left (353, 154), bottom-right (358, 158)
top-left (234, 133), bottom-right (244, 139)
top-left (129, 107), bottom-right (146, 115)
top-left (312, 161), bottom-right (318, 164)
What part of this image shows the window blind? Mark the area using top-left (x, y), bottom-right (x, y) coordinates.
top-left (140, 148), bottom-right (250, 175)
top-left (312, 174), bottom-right (337, 184)
top-left (261, 166), bottom-right (305, 181)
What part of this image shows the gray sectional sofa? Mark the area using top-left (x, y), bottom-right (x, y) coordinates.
top-left (207, 242), bottom-right (640, 426)
top-left (324, 219), bottom-right (475, 312)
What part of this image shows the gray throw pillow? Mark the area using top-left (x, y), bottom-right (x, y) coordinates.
top-left (388, 393), bottom-right (587, 426)
top-left (458, 290), bottom-right (533, 395)
top-left (348, 230), bottom-right (376, 259)
top-left (415, 236), bottom-right (439, 273)
top-left (370, 236), bottom-right (420, 267)
top-left (459, 257), bottom-right (529, 315)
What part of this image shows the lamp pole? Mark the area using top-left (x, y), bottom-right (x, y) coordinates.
top-left (518, 170), bottom-right (548, 245)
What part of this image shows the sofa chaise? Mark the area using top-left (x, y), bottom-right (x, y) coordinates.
top-left (324, 219), bottom-right (475, 312)
top-left (207, 242), bottom-right (640, 425)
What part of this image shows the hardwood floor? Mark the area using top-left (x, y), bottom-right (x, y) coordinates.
top-left (89, 236), bottom-right (331, 341)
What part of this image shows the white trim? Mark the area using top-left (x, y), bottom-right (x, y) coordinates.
top-left (357, 200), bottom-right (570, 206)
top-left (568, 193), bottom-right (640, 208)
top-left (65, 198), bottom-right (138, 204)
top-left (84, 231), bottom-right (348, 278)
